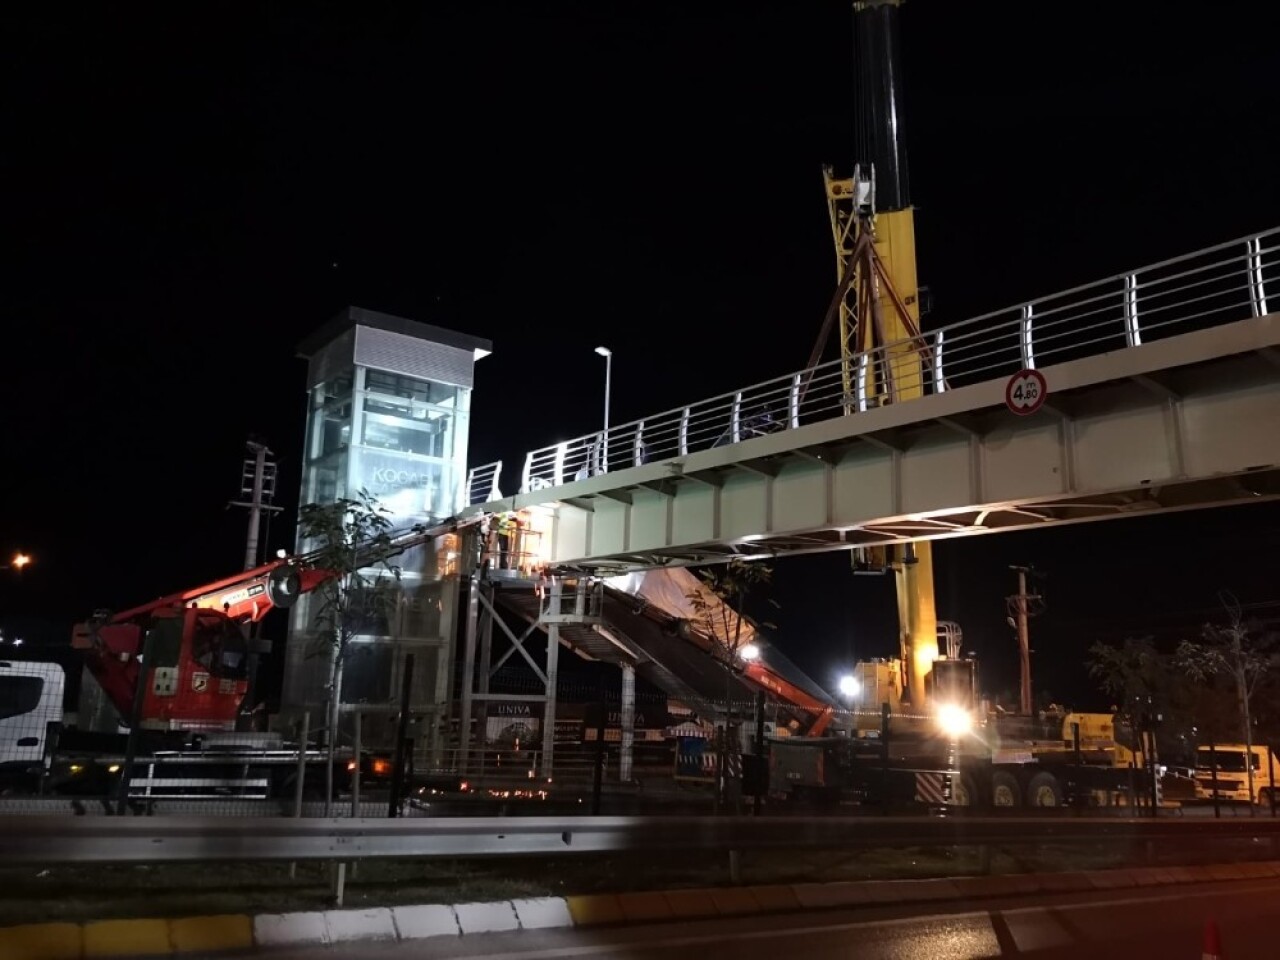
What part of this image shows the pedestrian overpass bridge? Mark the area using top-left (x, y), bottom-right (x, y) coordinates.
top-left (463, 227), bottom-right (1280, 573)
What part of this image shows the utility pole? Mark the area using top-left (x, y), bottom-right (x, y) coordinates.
top-left (229, 440), bottom-right (282, 570)
top-left (1006, 566), bottom-right (1044, 716)
top-left (228, 439), bottom-right (284, 729)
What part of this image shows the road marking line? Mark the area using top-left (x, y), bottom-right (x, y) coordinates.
top-left (1002, 882), bottom-right (1276, 918)
top-left (449, 879), bottom-right (1280, 960)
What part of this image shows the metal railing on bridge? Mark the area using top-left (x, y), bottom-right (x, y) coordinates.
top-left (465, 226), bottom-right (1277, 502)
top-left (463, 459), bottom-right (502, 506)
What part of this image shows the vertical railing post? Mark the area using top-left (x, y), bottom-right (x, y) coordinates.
top-left (1269, 741), bottom-right (1277, 818)
top-left (489, 462), bottom-right (502, 501)
top-left (633, 421), bottom-right (644, 466)
top-left (1249, 237), bottom-right (1270, 318)
top-left (351, 711), bottom-right (362, 818)
top-left (1020, 303), bottom-right (1036, 369)
top-left (933, 330), bottom-right (947, 394)
top-left (679, 407), bottom-right (690, 456)
top-left (789, 373), bottom-right (801, 429)
top-left (855, 354), bottom-right (870, 412)
top-left (731, 393), bottom-right (742, 443)
top-left (552, 443), bottom-right (567, 487)
top-left (388, 655), bottom-right (413, 817)
top-left (1124, 273), bottom-right (1142, 347)
top-left (464, 469), bottom-right (475, 506)
top-left (521, 453), bottom-right (534, 494)
top-left (593, 432), bottom-right (605, 476)
top-left (288, 712), bottom-right (309, 880)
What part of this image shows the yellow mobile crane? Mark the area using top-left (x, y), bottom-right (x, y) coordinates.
top-left (808, 0), bottom-right (940, 710)
top-left (783, 4), bottom-right (1167, 811)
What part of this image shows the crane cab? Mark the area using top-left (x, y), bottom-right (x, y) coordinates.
top-left (73, 606), bottom-right (250, 732)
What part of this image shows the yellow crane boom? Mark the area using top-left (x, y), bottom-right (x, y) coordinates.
top-left (821, 0), bottom-right (939, 708)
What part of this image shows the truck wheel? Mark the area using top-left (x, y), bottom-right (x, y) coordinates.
top-left (1025, 771), bottom-right (1063, 807)
top-left (950, 772), bottom-right (978, 806)
top-left (991, 771), bottom-right (1021, 807)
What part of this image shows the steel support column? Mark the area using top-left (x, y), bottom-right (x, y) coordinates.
top-left (620, 663), bottom-right (635, 783)
top-left (457, 578), bottom-right (480, 775)
top-left (477, 583), bottom-right (494, 697)
top-left (540, 579), bottom-right (562, 778)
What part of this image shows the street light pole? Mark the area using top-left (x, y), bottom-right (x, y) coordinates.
top-left (594, 346), bottom-right (612, 473)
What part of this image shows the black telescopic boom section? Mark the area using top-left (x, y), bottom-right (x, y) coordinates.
top-left (853, 0), bottom-right (909, 212)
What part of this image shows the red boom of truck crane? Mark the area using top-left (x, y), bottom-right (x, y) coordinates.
top-left (70, 518), bottom-right (467, 732)
top-left (71, 559), bottom-right (329, 731)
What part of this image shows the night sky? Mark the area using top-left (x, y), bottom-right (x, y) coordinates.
top-left (4, 3), bottom-right (1279, 708)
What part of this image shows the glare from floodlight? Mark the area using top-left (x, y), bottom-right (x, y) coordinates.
top-left (937, 703), bottom-right (973, 738)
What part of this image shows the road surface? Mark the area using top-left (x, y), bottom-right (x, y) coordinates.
top-left (251, 877), bottom-right (1280, 959)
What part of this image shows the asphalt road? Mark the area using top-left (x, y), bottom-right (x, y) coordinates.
top-left (252, 877), bottom-right (1280, 959)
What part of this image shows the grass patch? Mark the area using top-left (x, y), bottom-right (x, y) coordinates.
top-left (0, 835), bottom-right (1265, 925)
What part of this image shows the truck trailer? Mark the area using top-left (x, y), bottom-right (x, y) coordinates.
top-left (768, 644), bottom-right (1155, 810)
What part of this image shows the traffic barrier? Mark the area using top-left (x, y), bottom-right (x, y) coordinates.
top-left (17, 812), bottom-right (1280, 865)
top-left (1202, 918), bottom-right (1223, 959)
top-left (82, 918), bottom-right (170, 956)
top-left (322, 908), bottom-right (396, 943)
top-left (914, 771), bottom-right (947, 805)
top-left (674, 736), bottom-right (716, 782)
top-left (452, 901), bottom-right (519, 935)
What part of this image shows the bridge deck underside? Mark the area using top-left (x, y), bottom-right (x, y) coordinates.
top-left (492, 586), bottom-right (827, 723)
top-left (477, 315), bottom-right (1280, 572)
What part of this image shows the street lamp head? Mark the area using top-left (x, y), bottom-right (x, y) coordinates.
top-left (838, 674), bottom-right (860, 698)
top-left (740, 643), bottom-right (761, 662)
top-left (594, 346), bottom-right (612, 357)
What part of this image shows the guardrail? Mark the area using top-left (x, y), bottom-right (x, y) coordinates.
top-left (7, 813), bottom-right (1280, 865)
top-left (463, 227), bottom-right (1277, 499)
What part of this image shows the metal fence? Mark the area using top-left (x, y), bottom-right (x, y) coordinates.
top-left (6, 663), bottom-right (1273, 822)
top-left (463, 226), bottom-right (1279, 502)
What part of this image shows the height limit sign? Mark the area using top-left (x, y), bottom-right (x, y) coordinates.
top-left (1005, 368), bottom-right (1047, 416)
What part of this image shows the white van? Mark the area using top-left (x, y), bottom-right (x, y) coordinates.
top-left (0, 660), bottom-right (65, 770)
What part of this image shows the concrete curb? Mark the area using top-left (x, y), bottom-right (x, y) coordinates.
top-left (4, 862), bottom-right (1279, 958)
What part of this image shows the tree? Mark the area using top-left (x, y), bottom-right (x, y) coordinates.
top-left (684, 559), bottom-right (777, 675)
top-left (1087, 634), bottom-right (1186, 766)
top-left (684, 559), bottom-right (776, 813)
top-left (1087, 636), bottom-right (1173, 721)
top-left (298, 490), bottom-right (406, 813)
top-left (1177, 591), bottom-right (1276, 809)
top-left (1086, 634), bottom-right (1241, 763)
